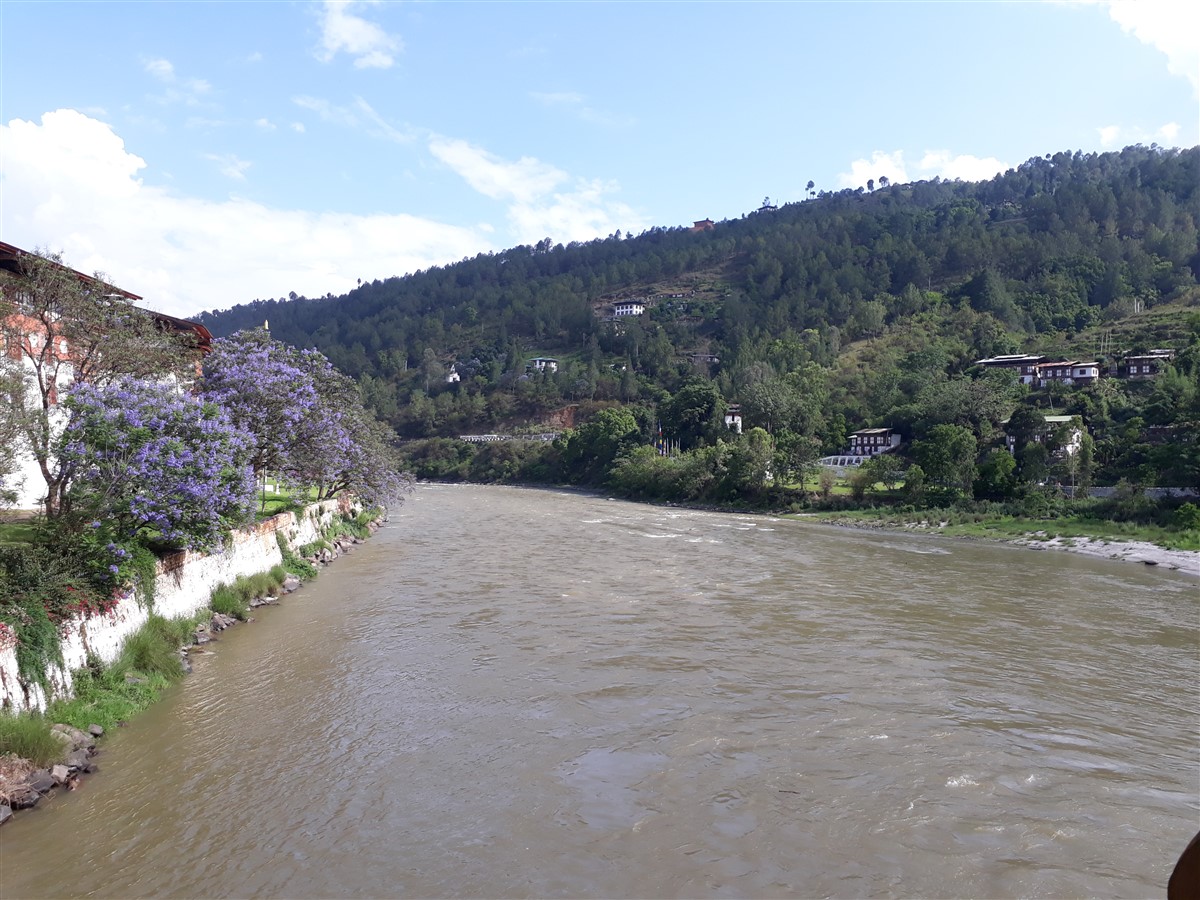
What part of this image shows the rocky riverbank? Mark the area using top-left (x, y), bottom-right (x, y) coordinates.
top-left (0, 518), bottom-right (383, 827)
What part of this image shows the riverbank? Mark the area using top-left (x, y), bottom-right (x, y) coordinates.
top-left (0, 508), bottom-right (383, 826)
top-left (797, 512), bottom-right (1199, 577)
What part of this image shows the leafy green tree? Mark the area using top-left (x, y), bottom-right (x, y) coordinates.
top-left (974, 448), bottom-right (1017, 499)
top-left (772, 429), bottom-right (820, 487)
top-left (558, 407), bottom-right (641, 484)
top-left (720, 428), bottom-right (774, 497)
top-left (902, 464), bottom-right (926, 502)
top-left (660, 379), bottom-right (725, 451)
top-left (913, 424), bottom-right (977, 494)
top-left (862, 453), bottom-right (904, 491)
top-left (1016, 442), bottom-right (1049, 486)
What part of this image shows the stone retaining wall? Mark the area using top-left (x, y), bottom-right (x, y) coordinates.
top-left (0, 499), bottom-right (350, 712)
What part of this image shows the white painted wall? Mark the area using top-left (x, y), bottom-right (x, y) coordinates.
top-left (0, 499), bottom-right (346, 712)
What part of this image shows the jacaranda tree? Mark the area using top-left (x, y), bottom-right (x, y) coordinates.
top-left (201, 330), bottom-right (410, 507)
top-left (58, 378), bottom-right (257, 551)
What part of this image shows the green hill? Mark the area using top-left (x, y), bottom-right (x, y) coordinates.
top-left (195, 145), bottom-right (1199, 495)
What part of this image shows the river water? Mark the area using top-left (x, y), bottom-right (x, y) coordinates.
top-left (1, 484), bottom-right (1196, 898)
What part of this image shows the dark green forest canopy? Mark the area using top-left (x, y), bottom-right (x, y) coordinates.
top-left (195, 145), bottom-right (1200, 455)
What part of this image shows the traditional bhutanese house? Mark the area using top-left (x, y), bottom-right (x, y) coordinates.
top-left (1033, 360), bottom-right (1099, 387)
top-left (690, 218), bottom-right (715, 232)
top-left (724, 404), bottom-right (742, 434)
top-left (528, 357), bottom-right (558, 373)
top-left (974, 354), bottom-right (1045, 385)
top-left (848, 427), bottom-right (901, 456)
top-left (612, 300), bottom-right (645, 317)
top-left (1119, 349), bottom-right (1176, 379)
top-left (1004, 414), bottom-right (1084, 458)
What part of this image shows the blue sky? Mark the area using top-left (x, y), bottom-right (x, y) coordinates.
top-left (1, 1), bottom-right (1196, 317)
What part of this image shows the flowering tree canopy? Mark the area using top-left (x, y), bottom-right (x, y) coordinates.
top-left (59, 378), bottom-right (257, 550)
top-left (201, 330), bottom-right (410, 507)
top-left (0, 250), bottom-right (195, 515)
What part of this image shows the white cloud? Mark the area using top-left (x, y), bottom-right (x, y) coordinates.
top-left (1097, 120), bottom-right (1185, 148)
top-left (291, 122), bottom-right (306, 133)
top-left (1, 110), bottom-right (488, 317)
top-left (428, 136), bottom-right (645, 243)
top-left (143, 57), bottom-right (175, 82)
top-left (255, 118), bottom-right (276, 131)
top-left (428, 137), bottom-right (567, 204)
top-left (838, 149), bottom-right (1010, 189)
top-left (140, 56), bottom-right (212, 106)
top-left (315, 0), bottom-right (402, 70)
top-left (1099, 0), bottom-right (1200, 94)
top-left (837, 150), bottom-right (908, 189)
top-left (293, 94), bottom-right (361, 127)
top-left (1098, 124), bottom-right (1123, 147)
top-left (918, 151), bottom-right (1008, 182)
top-left (204, 152), bottom-right (252, 180)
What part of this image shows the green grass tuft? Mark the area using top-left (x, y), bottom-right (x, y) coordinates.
top-left (117, 615), bottom-right (185, 680)
top-left (0, 713), bottom-right (64, 766)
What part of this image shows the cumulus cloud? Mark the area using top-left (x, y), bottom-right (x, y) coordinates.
top-left (1099, 0), bottom-right (1200, 94)
top-left (255, 118), bottom-right (276, 131)
top-left (428, 136), bottom-right (645, 243)
top-left (1, 110), bottom-right (487, 316)
top-left (315, 0), bottom-right (402, 69)
top-left (838, 149), bottom-right (1009, 189)
top-left (836, 150), bottom-right (909, 189)
top-left (1097, 120), bottom-right (1184, 148)
top-left (918, 151), bottom-right (1009, 182)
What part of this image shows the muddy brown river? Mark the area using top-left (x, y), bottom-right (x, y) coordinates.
top-left (0, 483), bottom-right (1196, 898)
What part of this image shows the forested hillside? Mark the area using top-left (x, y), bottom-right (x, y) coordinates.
top-left (196, 145), bottom-right (1200, 499)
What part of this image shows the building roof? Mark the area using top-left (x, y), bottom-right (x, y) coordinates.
top-left (0, 240), bottom-right (212, 354)
top-left (975, 354), bottom-right (1044, 366)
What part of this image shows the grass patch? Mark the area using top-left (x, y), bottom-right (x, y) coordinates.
top-left (209, 568), bottom-right (287, 620)
top-left (48, 665), bottom-right (170, 733)
top-left (0, 522), bottom-right (37, 546)
top-left (119, 615), bottom-right (186, 680)
top-left (0, 713), bottom-right (63, 767)
top-left (277, 533), bottom-right (318, 581)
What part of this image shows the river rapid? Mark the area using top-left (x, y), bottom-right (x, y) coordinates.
top-left (0, 483), bottom-right (1196, 898)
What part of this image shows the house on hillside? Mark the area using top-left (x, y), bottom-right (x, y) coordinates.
top-left (847, 428), bottom-right (900, 456)
top-left (690, 218), bottom-right (715, 232)
top-left (528, 357), bottom-right (558, 374)
top-left (1119, 349), bottom-right (1176, 379)
top-left (1003, 414), bottom-right (1084, 459)
top-left (974, 354), bottom-right (1045, 385)
top-left (1033, 360), bottom-right (1099, 387)
top-left (1, 241), bottom-right (212, 511)
top-left (724, 404), bottom-right (743, 434)
top-left (612, 300), bottom-right (645, 318)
